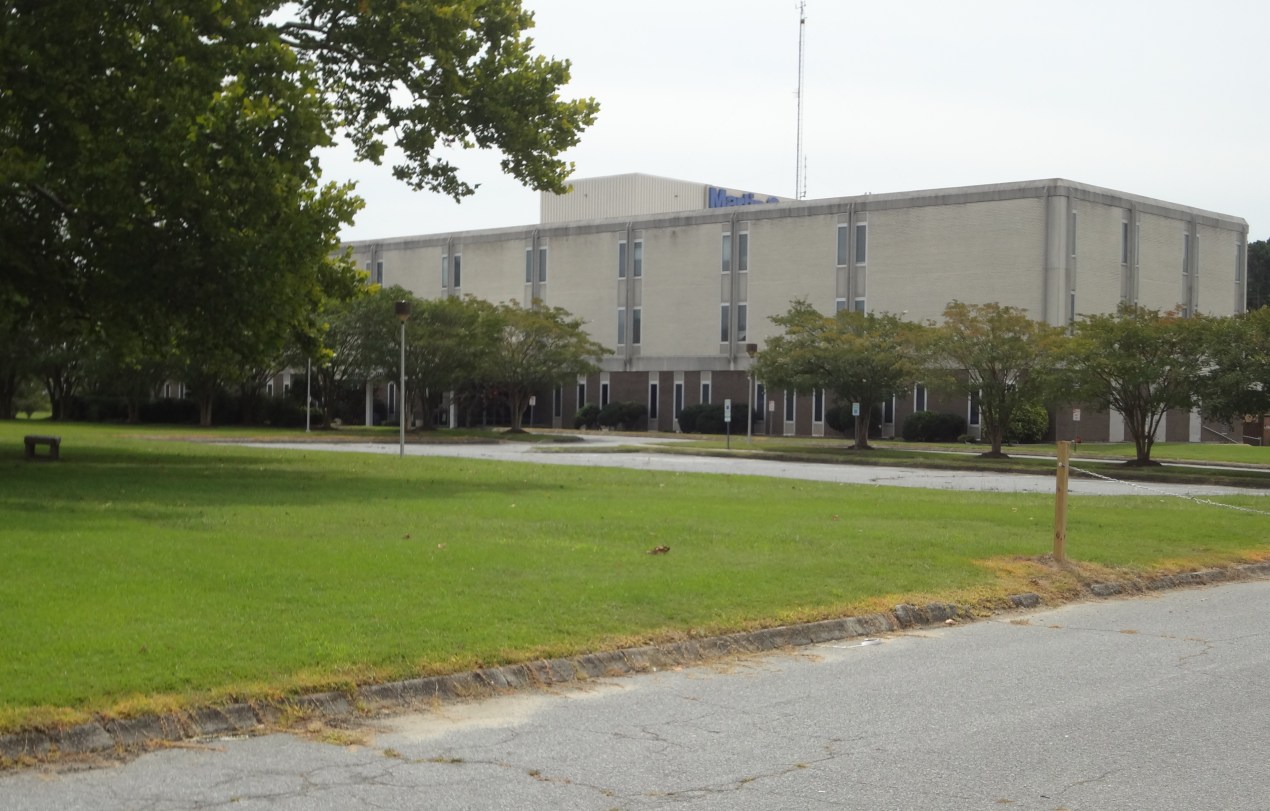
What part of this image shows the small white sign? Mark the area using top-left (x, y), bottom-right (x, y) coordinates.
top-left (1072, 408), bottom-right (1081, 422)
top-left (852, 402), bottom-right (861, 417)
top-left (724, 399), bottom-right (732, 422)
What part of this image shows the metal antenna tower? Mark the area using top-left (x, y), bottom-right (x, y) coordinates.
top-left (795, 1), bottom-right (807, 199)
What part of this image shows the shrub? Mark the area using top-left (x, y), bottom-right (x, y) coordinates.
top-left (574, 403), bottom-right (601, 429)
top-left (139, 398), bottom-right (200, 424)
top-left (677, 402), bottom-right (746, 435)
top-left (597, 401), bottom-right (647, 430)
top-left (1006, 402), bottom-right (1050, 444)
top-left (902, 410), bottom-right (966, 442)
top-left (825, 403), bottom-right (884, 438)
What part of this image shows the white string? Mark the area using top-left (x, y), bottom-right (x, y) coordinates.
top-left (1068, 464), bottom-right (1270, 516)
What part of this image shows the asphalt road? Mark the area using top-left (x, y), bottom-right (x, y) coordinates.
top-left (242, 435), bottom-right (1268, 497)
top-left (4, 580), bottom-right (1269, 810)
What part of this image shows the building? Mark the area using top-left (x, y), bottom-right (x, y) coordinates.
top-left (347, 175), bottom-right (1248, 441)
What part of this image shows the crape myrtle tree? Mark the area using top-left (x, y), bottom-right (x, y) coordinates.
top-left (0, 0), bottom-right (599, 421)
top-left (1061, 304), bottom-right (1208, 466)
top-left (928, 301), bottom-right (1066, 458)
top-left (487, 301), bottom-right (608, 432)
top-left (754, 300), bottom-right (924, 450)
top-left (1197, 306), bottom-right (1270, 430)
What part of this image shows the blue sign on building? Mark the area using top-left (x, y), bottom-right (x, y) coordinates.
top-left (708, 186), bottom-right (780, 208)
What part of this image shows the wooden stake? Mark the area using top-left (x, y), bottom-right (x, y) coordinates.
top-left (1054, 440), bottom-right (1070, 563)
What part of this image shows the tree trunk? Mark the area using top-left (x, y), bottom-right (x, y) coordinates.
top-left (199, 394), bottom-right (214, 427)
top-left (853, 407), bottom-right (873, 450)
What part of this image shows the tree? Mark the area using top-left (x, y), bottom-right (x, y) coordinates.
top-left (1, 1), bottom-right (598, 414)
top-left (406, 295), bottom-right (503, 429)
top-left (753, 301), bottom-right (923, 450)
top-left (1248, 240), bottom-right (1270, 312)
top-left (486, 301), bottom-right (608, 432)
top-left (1062, 304), bottom-right (1208, 465)
top-left (1197, 307), bottom-right (1270, 427)
top-left (928, 301), bottom-right (1065, 457)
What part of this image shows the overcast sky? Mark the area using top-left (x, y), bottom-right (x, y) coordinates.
top-left (328, 0), bottom-right (1269, 243)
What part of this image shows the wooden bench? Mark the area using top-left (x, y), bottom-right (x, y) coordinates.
top-left (24, 434), bottom-right (62, 461)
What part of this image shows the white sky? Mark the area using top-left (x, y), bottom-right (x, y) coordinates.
top-left (328, 0), bottom-right (1270, 243)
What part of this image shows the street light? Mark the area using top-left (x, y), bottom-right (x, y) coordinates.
top-left (745, 342), bottom-right (758, 443)
top-left (395, 300), bottom-right (411, 457)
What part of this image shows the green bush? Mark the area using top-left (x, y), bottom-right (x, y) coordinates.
top-left (677, 402), bottom-right (746, 434)
top-left (901, 410), bottom-right (966, 442)
top-left (825, 403), bottom-right (883, 438)
top-left (1006, 402), bottom-right (1050, 444)
top-left (139, 398), bottom-right (200, 424)
top-left (574, 403), bottom-right (601, 429)
top-left (597, 401), bottom-right (647, 430)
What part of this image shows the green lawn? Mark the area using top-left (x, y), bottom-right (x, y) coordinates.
top-left (2, 421), bottom-right (1268, 731)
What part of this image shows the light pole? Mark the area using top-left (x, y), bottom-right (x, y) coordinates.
top-left (395, 300), bottom-right (411, 457)
top-left (745, 342), bottom-right (758, 443)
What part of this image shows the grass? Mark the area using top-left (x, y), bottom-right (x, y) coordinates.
top-left (1, 421), bottom-right (1268, 732)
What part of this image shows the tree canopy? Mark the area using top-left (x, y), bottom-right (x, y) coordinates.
top-left (0, 0), bottom-right (598, 421)
top-left (754, 301), bottom-right (923, 449)
top-left (1248, 240), bottom-right (1270, 312)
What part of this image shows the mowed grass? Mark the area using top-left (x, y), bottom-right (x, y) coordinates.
top-left (1, 422), bottom-right (1268, 731)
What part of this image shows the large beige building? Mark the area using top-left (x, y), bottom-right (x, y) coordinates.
top-left (347, 175), bottom-right (1248, 441)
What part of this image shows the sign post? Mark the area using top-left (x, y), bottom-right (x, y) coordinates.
top-left (529, 395), bottom-right (536, 430)
top-left (1053, 440), bottom-right (1070, 563)
top-left (724, 399), bottom-right (732, 450)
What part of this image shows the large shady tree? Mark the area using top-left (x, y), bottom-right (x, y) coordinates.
top-left (754, 300), bottom-right (923, 450)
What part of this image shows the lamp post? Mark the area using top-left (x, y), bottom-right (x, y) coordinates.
top-left (745, 342), bottom-right (758, 443)
top-left (395, 300), bottom-right (411, 457)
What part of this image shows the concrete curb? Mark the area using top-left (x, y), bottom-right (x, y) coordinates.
top-left (4, 561), bottom-right (1269, 765)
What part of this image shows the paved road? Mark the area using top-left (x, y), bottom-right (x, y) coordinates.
top-left (246, 435), bottom-right (1269, 497)
top-left (4, 580), bottom-right (1268, 809)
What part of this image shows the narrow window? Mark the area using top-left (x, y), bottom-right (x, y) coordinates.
top-left (836, 225), bottom-right (849, 266)
top-left (969, 391), bottom-right (981, 427)
top-left (649, 382), bottom-right (659, 420)
top-left (441, 255), bottom-right (448, 288)
top-left (633, 240), bottom-right (643, 278)
top-left (721, 234), bottom-right (731, 274)
top-left (525, 249), bottom-right (533, 284)
top-left (553, 386), bottom-right (562, 418)
top-left (883, 396), bottom-right (895, 424)
top-left (538, 247), bottom-right (547, 282)
top-left (720, 303), bottom-right (730, 342)
top-left (266, 382), bottom-right (274, 398)
top-left (784, 390), bottom-right (795, 421)
top-left (674, 382), bottom-right (684, 418)
top-left (577, 381), bottom-right (586, 407)
top-left (1121, 221), bottom-right (1130, 265)
top-left (375, 260), bottom-right (384, 285)
top-left (755, 383), bottom-right (766, 419)
top-left (1069, 212), bottom-right (1077, 257)
top-left (600, 382), bottom-right (610, 407)
top-left (453, 255), bottom-right (461, 288)
top-left (386, 382), bottom-right (396, 416)
top-left (915, 384), bottom-right (927, 412)
top-left (617, 307), bottom-right (626, 345)
top-left (618, 240), bottom-right (626, 279)
top-left (855, 223), bottom-right (867, 264)
top-left (632, 307), bottom-right (642, 345)
top-left (813, 389), bottom-right (824, 423)
top-left (1182, 233), bottom-right (1191, 277)
top-left (738, 232), bottom-right (748, 272)
top-left (737, 303), bottom-right (747, 342)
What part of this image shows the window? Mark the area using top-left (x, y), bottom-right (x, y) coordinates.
top-left (164, 383), bottom-right (171, 399)
top-left (649, 382), bottom-right (659, 420)
top-left (914, 384), bottom-right (927, 412)
top-left (553, 386), bottom-right (562, 418)
top-left (386, 382), bottom-right (396, 416)
top-left (600, 382), bottom-right (610, 407)
top-left (836, 298), bottom-right (847, 312)
top-left (1182, 233), bottom-right (1191, 277)
top-left (737, 303), bottom-right (747, 342)
top-left (701, 381), bottom-right (711, 404)
top-left (525, 249), bottom-right (533, 283)
top-left (1069, 289), bottom-right (1076, 323)
top-left (1069, 212), bottom-right (1077, 257)
top-left (1121, 221), bottom-right (1130, 265)
top-left (441, 255), bottom-right (447, 288)
top-left (674, 382), bottom-right (684, 418)
top-left (883, 396), bottom-right (895, 424)
top-left (538, 247), bottom-right (547, 282)
top-left (618, 241), bottom-right (626, 279)
top-left (969, 391), bottom-right (981, 427)
top-left (784, 390), bottom-right (795, 421)
top-left (813, 389), bottom-right (824, 423)
top-left (632, 307), bottom-right (642, 345)
top-left (836, 225), bottom-right (849, 266)
top-left (577, 381), bottom-right (586, 407)
top-left (855, 223), bottom-right (867, 264)
top-left (720, 303), bottom-right (730, 342)
top-left (453, 255), bottom-right (461, 288)
top-left (617, 307), bottom-right (626, 345)
top-left (375, 260), bottom-right (384, 285)
top-left (618, 241), bottom-right (642, 279)
top-left (737, 232), bottom-right (748, 272)
top-left (633, 240), bottom-right (643, 278)
top-left (266, 381), bottom-right (274, 398)
top-left (721, 234), bottom-right (731, 274)
top-left (755, 384), bottom-right (766, 419)
top-left (854, 297), bottom-right (866, 313)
